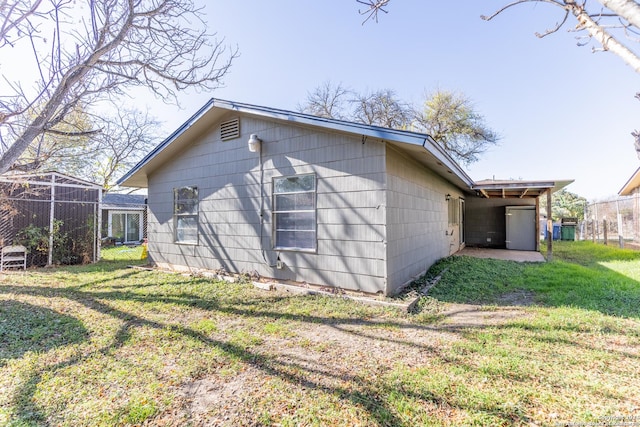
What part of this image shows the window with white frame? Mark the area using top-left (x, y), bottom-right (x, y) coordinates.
top-left (174, 186), bottom-right (198, 244)
top-left (273, 174), bottom-right (316, 251)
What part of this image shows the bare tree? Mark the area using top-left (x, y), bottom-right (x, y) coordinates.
top-left (357, 1), bottom-right (640, 73)
top-left (482, 0), bottom-right (640, 73)
top-left (351, 89), bottom-right (411, 128)
top-left (88, 107), bottom-right (161, 189)
top-left (299, 84), bottom-right (411, 128)
top-left (356, 0), bottom-right (391, 24)
top-left (299, 83), bottom-right (498, 164)
top-left (298, 81), bottom-right (352, 119)
top-left (14, 104), bottom-right (97, 173)
top-left (413, 90), bottom-right (500, 165)
top-left (0, 0), bottom-right (237, 174)
top-left (13, 103), bottom-right (161, 188)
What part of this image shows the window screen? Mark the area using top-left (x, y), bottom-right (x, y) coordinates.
top-left (174, 186), bottom-right (198, 244)
top-left (273, 174), bottom-right (316, 251)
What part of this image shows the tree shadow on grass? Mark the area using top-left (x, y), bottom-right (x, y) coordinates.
top-left (0, 300), bottom-right (89, 366)
top-left (0, 277), bottom-right (532, 427)
top-left (1, 300), bottom-right (89, 426)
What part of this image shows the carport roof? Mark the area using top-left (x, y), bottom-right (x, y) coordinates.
top-left (472, 179), bottom-right (574, 199)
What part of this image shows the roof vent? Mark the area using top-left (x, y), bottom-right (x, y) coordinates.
top-left (220, 118), bottom-right (240, 141)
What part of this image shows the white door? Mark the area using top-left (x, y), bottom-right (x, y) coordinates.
top-left (109, 211), bottom-right (143, 243)
top-left (506, 207), bottom-right (536, 251)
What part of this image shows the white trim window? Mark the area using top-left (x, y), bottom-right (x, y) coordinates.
top-left (109, 211), bottom-right (143, 244)
top-left (273, 174), bottom-right (316, 251)
top-left (174, 186), bottom-right (198, 244)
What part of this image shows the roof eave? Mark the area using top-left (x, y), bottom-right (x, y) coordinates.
top-left (471, 179), bottom-right (574, 198)
top-left (619, 166), bottom-right (640, 196)
top-left (117, 99), bottom-right (217, 188)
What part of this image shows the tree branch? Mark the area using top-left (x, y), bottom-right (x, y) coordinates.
top-left (0, 0), bottom-right (237, 173)
top-left (356, 0), bottom-right (390, 24)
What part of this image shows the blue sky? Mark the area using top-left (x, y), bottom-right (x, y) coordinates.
top-left (140, 1), bottom-right (640, 201)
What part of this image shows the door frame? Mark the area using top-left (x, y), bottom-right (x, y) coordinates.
top-left (108, 210), bottom-right (143, 243)
top-left (459, 198), bottom-right (465, 246)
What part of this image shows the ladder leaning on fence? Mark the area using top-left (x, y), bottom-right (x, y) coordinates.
top-left (0, 245), bottom-right (27, 271)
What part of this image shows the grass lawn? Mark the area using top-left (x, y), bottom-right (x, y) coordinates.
top-left (1, 242), bottom-right (639, 426)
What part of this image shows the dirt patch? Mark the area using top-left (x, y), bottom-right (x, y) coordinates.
top-left (436, 291), bottom-right (535, 329)
top-left (179, 366), bottom-right (265, 424)
top-left (172, 295), bottom-right (536, 425)
top-left (174, 318), bottom-right (462, 425)
top-left (496, 289), bottom-right (537, 306)
top-left (437, 303), bottom-right (530, 329)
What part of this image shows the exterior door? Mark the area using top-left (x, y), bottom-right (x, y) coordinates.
top-left (506, 206), bottom-right (536, 251)
top-left (109, 211), bottom-right (142, 243)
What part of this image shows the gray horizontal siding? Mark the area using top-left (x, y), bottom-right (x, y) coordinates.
top-left (146, 113), bottom-right (388, 293)
top-left (385, 146), bottom-right (460, 295)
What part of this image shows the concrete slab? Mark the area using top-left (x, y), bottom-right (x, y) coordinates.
top-left (456, 247), bottom-right (545, 263)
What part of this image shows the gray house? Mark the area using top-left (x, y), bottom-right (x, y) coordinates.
top-left (119, 99), bottom-right (571, 296)
top-left (618, 166), bottom-right (640, 241)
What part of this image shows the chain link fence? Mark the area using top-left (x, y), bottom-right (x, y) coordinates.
top-left (581, 194), bottom-right (640, 247)
top-left (0, 172), bottom-right (102, 266)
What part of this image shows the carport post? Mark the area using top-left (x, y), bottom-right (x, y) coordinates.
top-left (546, 189), bottom-right (553, 262)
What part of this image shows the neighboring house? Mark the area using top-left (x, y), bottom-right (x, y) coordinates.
top-left (0, 171), bottom-right (103, 265)
top-left (101, 193), bottom-right (147, 244)
top-left (618, 166), bottom-right (640, 240)
top-left (118, 99), bottom-right (572, 296)
top-left (619, 166), bottom-right (640, 198)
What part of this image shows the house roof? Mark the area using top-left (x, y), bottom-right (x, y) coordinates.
top-left (117, 98), bottom-right (572, 197)
top-left (473, 179), bottom-right (574, 199)
top-left (102, 193), bottom-right (147, 209)
top-left (117, 98), bottom-right (474, 190)
top-left (619, 166), bottom-right (640, 196)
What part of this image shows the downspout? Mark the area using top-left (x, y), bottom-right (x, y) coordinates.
top-left (258, 139), bottom-right (277, 267)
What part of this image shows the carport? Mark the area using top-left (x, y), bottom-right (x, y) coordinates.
top-left (464, 179), bottom-right (573, 255)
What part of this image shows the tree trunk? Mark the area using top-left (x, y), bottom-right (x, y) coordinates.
top-left (598, 0), bottom-right (640, 30)
top-left (569, 3), bottom-right (640, 73)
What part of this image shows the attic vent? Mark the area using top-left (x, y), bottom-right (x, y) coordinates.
top-left (220, 118), bottom-right (240, 141)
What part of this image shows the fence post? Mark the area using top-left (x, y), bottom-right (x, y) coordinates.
top-left (616, 199), bottom-right (624, 249)
top-left (603, 219), bottom-right (608, 245)
top-left (48, 174), bottom-right (55, 266)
